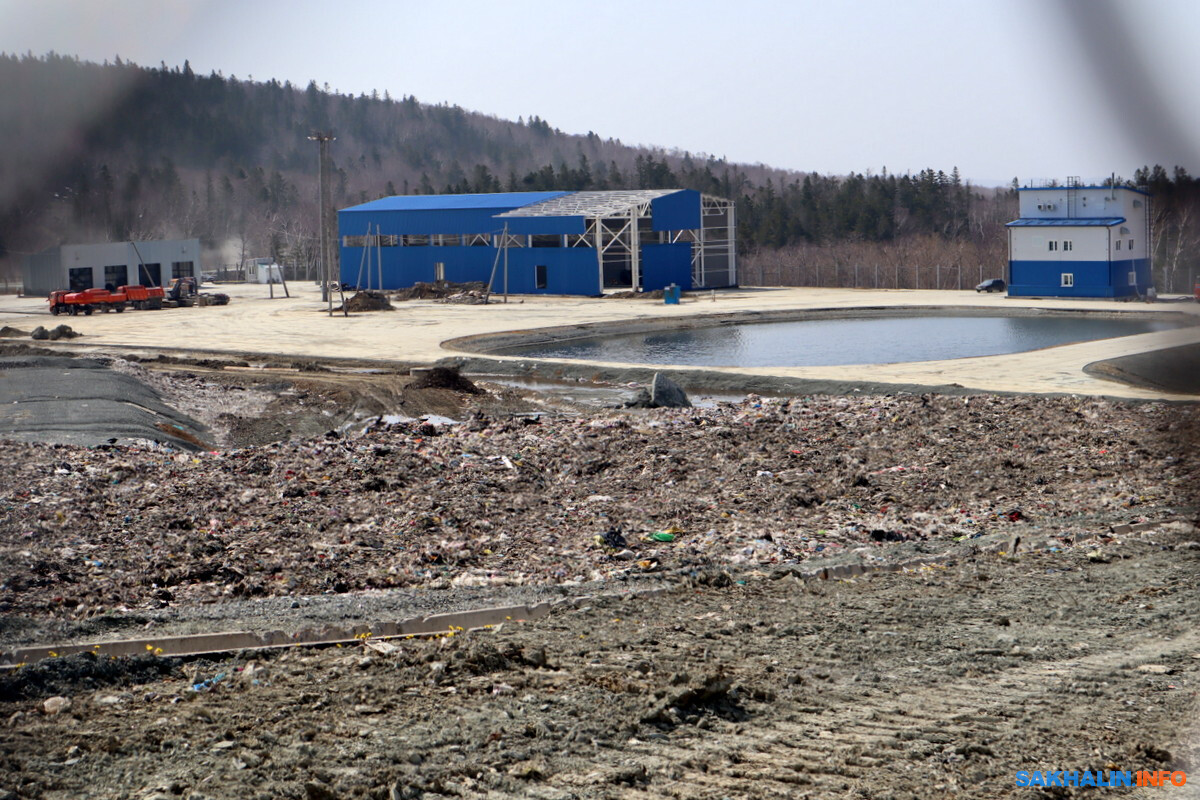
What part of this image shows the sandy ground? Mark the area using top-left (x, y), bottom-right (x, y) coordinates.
top-left (1, 282), bottom-right (1198, 400)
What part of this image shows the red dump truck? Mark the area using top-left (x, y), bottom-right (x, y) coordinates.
top-left (119, 284), bottom-right (165, 310)
top-left (48, 288), bottom-right (127, 315)
top-left (48, 285), bottom-right (165, 315)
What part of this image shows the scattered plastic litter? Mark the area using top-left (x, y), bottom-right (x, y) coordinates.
top-left (0, 393), bottom-right (1191, 615)
top-left (189, 672), bottom-right (228, 693)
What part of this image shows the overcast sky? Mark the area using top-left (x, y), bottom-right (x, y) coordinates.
top-left (2, 0), bottom-right (1197, 186)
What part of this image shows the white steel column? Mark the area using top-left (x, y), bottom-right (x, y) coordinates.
top-left (728, 201), bottom-right (737, 285)
top-left (629, 209), bottom-right (640, 291)
top-left (594, 218), bottom-right (604, 290)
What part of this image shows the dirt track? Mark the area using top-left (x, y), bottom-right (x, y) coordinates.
top-left (1, 531), bottom-right (1197, 800)
top-left (0, 356), bottom-right (1198, 799)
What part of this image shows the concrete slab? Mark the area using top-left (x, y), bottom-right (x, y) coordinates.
top-left (1, 283), bottom-right (1196, 400)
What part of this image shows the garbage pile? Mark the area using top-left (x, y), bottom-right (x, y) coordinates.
top-left (340, 290), bottom-right (393, 312)
top-left (0, 393), bottom-right (1194, 618)
top-left (392, 281), bottom-right (488, 301)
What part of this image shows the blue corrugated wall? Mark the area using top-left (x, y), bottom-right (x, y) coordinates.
top-left (499, 248), bottom-right (600, 294)
top-left (651, 190), bottom-right (701, 231)
top-left (340, 241), bottom-right (602, 296)
top-left (1008, 258), bottom-right (1152, 298)
top-left (641, 243), bottom-right (693, 291)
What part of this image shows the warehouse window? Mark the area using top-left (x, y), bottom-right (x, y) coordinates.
top-left (172, 261), bottom-right (194, 279)
top-left (1061, 273), bottom-right (1074, 287)
top-left (69, 267), bottom-right (92, 291)
top-left (1062, 240), bottom-right (1072, 251)
top-left (436, 234), bottom-right (460, 247)
top-left (1128, 239), bottom-right (1134, 250)
top-left (535, 264), bottom-right (548, 289)
top-left (465, 233), bottom-right (491, 247)
top-left (1115, 240), bottom-right (1121, 251)
top-left (1048, 241), bottom-right (1058, 252)
top-left (139, 263), bottom-right (162, 286)
top-left (104, 265), bottom-right (127, 290)
top-left (434, 262), bottom-right (445, 282)
top-left (403, 234), bottom-right (429, 246)
top-left (345, 234), bottom-right (398, 247)
top-left (531, 234), bottom-right (561, 248)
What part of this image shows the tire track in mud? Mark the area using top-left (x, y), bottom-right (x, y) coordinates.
top-left (560, 628), bottom-right (1200, 799)
top-left (741, 635), bottom-right (1195, 796)
top-left (1, 531), bottom-right (1195, 800)
top-left (530, 540), bottom-right (1199, 800)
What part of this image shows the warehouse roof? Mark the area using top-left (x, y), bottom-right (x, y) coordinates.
top-left (342, 191), bottom-right (568, 213)
top-left (1006, 217), bottom-right (1126, 227)
top-left (497, 189), bottom-right (678, 218)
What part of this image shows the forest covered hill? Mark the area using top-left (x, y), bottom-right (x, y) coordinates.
top-left (1, 53), bottom-right (1196, 291)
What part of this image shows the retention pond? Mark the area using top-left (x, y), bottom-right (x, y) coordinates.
top-left (483, 310), bottom-right (1196, 368)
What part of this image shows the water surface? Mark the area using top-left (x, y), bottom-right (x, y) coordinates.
top-left (496, 314), bottom-right (1189, 367)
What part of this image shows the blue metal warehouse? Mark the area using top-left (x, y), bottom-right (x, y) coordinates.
top-left (337, 189), bottom-right (736, 295)
top-left (1006, 181), bottom-right (1152, 298)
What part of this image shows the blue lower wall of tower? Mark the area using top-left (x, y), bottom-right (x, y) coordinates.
top-left (1007, 259), bottom-right (1151, 298)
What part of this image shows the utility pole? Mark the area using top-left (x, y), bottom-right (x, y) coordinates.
top-left (308, 131), bottom-right (335, 315)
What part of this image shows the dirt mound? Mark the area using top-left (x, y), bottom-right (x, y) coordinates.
top-left (408, 366), bottom-right (481, 393)
top-left (0, 326), bottom-right (28, 338)
top-left (0, 392), bottom-right (1195, 620)
top-left (339, 290), bottom-right (393, 312)
top-left (30, 325), bottom-right (80, 341)
top-left (392, 281), bottom-right (487, 301)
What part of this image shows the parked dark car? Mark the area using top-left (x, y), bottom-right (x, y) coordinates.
top-left (975, 278), bottom-right (1006, 293)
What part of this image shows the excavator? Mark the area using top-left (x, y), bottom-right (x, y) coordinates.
top-left (163, 277), bottom-right (229, 307)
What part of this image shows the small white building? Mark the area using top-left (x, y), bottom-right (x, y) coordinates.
top-left (243, 257), bottom-right (283, 283)
top-left (1006, 182), bottom-right (1151, 298)
top-left (23, 239), bottom-right (201, 296)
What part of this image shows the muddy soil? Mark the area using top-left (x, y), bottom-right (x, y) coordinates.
top-left (0, 354), bottom-right (1198, 798)
top-left (2, 389), bottom-right (1196, 628)
top-left (1, 530), bottom-right (1197, 800)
